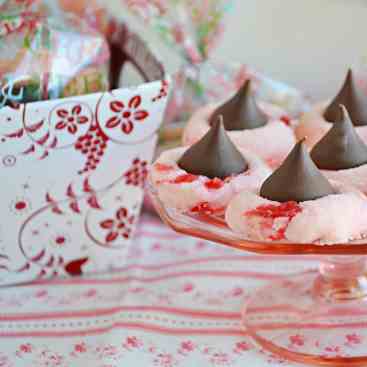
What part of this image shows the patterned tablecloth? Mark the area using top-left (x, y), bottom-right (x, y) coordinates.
top-left (0, 212), bottom-right (332, 366)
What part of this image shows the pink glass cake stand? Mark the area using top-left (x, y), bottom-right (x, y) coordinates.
top-left (148, 178), bottom-right (367, 366)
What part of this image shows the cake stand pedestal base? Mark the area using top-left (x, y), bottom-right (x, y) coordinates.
top-left (243, 256), bottom-right (367, 366)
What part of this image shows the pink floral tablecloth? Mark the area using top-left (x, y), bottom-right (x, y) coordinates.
top-left (0, 212), bottom-right (337, 366)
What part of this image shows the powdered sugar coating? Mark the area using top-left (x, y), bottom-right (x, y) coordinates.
top-left (321, 164), bottom-right (367, 195)
top-left (151, 147), bottom-right (271, 213)
top-left (226, 181), bottom-right (367, 244)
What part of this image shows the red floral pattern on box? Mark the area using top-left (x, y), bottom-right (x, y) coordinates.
top-left (124, 158), bottom-right (148, 187)
top-left (74, 123), bottom-right (109, 174)
top-left (105, 96), bottom-right (149, 135)
top-left (96, 87), bottom-right (165, 144)
top-left (0, 79), bottom-right (170, 286)
top-left (100, 207), bottom-right (135, 243)
top-left (55, 105), bottom-right (90, 135)
top-left (49, 101), bottom-right (93, 148)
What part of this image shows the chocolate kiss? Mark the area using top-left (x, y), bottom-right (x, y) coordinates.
top-left (324, 69), bottom-right (367, 126)
top-left (209, 80), bottom-right (268, 131)
top-left (312, 105), bottom-right (367, 170)
top-left (260, 140), bottom-right (335, 202)
top-left (178, 116), bottom-right (248, 179)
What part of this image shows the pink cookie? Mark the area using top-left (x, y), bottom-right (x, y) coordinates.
top-left (183, 102), bottom-right (295, 168)
top-left (150, 146), bottom-right (271, 215)
top-left (296, 102), bottom-right (367, 149)
top-left (321, 166), bottom-right (367, 195)
top-left (225, 181), bottom-right (367, 244)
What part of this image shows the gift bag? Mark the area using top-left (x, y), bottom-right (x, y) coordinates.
top-left (0, 5), bottom-right (170, 285)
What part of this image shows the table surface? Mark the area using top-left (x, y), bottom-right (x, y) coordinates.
top-left (0, 211), bottom-right (337, 366)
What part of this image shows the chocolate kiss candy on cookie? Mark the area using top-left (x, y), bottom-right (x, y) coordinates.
top-left (312, 105), bottom-right (367, 170)
top-left (324, 69), bottom-right (367, 126)
top-left (178, 115), bottom-right (248, 179)
top-left (209, 80), bottom-right (268, 131)
top-left (260, 140), bottom-right (335, 202)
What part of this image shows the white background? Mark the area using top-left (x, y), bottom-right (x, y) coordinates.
top-left (214, 0), bottom-right (367, 99)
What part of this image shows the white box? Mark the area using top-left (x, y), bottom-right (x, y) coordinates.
top-left (0, 76), bottom-right (169, 285)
